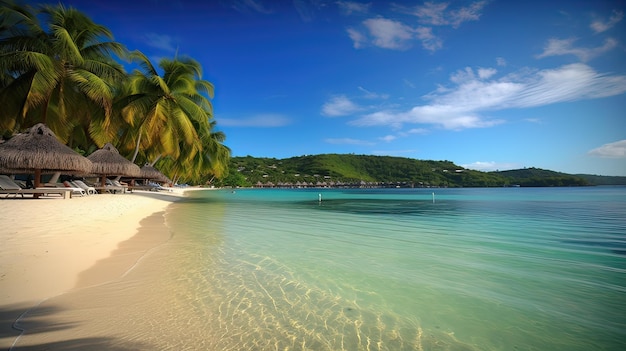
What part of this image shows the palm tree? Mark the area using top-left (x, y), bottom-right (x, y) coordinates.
top-left (0, 0), bottom-right (46, 133)
top-left (0, 2), bottom-right (127, 148)
top-left (200, 120), bottom-right (231, 180)
top-left (163, 120), bottom-right (231, 185)
top-left (1, 2), bottom-right (230, 184)
top-left (116, 52), bottom-right (218, 167)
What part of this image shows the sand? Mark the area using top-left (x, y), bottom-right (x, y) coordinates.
top-left (0, 189), bottom-right (190, 350)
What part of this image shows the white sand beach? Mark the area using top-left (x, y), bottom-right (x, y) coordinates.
top-left (0, 190), bottom-right (189, 350)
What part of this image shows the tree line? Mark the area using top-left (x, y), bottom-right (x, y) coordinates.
top-left (0, 1), bottom-right (230, 184)
top-left (217, 154), bottom-right (596, 188)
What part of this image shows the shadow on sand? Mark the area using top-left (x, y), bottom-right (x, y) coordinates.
top-left (1, 303), bottom-right (152, 351)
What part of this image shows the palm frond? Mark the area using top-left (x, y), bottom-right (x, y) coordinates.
top-left (83, 41), bottom-right (129, 62)
top-left (129, 50), bottom-right (158, 76)
top-left (49, 24), bottom-right (84, 65)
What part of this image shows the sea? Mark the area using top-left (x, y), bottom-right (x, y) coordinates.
top-left (124, 186), bottom-right (625, 351)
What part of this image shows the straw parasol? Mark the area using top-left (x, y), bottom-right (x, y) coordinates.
top-left (0, 123), bottom-right (93, 187)
top-left (139, 164), bottom-right (170, 183)
top-left (87, 143), bottom-right (141, 187)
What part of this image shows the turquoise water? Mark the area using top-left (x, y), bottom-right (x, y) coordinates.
top-left (163, 187), bottom-right (626, 350)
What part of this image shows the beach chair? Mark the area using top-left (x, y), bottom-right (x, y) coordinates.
top-left (43, 181), bottom-right (86, 196)
top-left (44, 181), bottom-right (86, 196)
top-left (101, 179), bottom-right (127, 194)
top-left (109, 179), bottom-right (129, 193)
top-left (0, 175), bottom-right (72, 198)
top-left (0, 175), bottom-right (25, 197)
top-left (148, 182), bottom-right (173, 192)
top-left (71, 180), bottom-right (97, 195)
top-left (127, 182), bottom-right (159, 192)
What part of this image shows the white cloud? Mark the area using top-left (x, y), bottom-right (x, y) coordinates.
top-left (351, 63), bottom-right (626, 130)
top-left (325, 138), bottom-right (374, 145)
top-left (321, 88), bottom-right (387, 118)
top-left (218, 114), bottom-right (291, 127)
top-left (450, 67), bottom-right (496, 83)
top-left (524, 118), bottom-right (542, 124)
top-left (363, 18), bottom-right (415, 50)
top-left (322, 95), bottom-right (362, 116)
top-left (536, 37), bottom-right (617, 62)
top-left (409, 0), bottom-right (487, 27)
top-left (588, 140), bottom-right (626, 158)
top-left (144, 33), bottom-right (177, 52)
top-left (477, 67), bottom-right (497, 79)
top-left (358, 86), bottom-right (389, 99)
top-left (379, 135), bottom-right (396, 142)
top-left (407, 1), bottom-right (487, 50)
top-left (448, 1), bottom-right (488, 28)
top-left (337, 1), bottom-right (370, 15)
top-left (450, 67), bottom-right (473, 83)
top-left (396, 128), bottom-right (430, 137)
top-left (433, 77), bottom-right (521, 110)
top-left (347, 27), bottom-right (367, 48)
top-left (496, 57), bottom-right (507, 66)
top-left (406, 128), bottom-right (429, 135)
top-left (462, 161), bottom-right (521, 172)
top-left (351, 108), bottom-right (503, 130)
top-left (412, 1), bottom-right (449, 26)
top-left (414, 26), bottom-right (442, 51)
top-left (590, 10), bottom-right (624, 33)
top-left (348, 1), bottom-right (487, 51)
top-left (509, 63), bottom-right (626, 106)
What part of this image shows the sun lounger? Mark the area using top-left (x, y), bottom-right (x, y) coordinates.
top-left (111, 179), bottom-right (129, 192)
top-left (127, 184), bottom-right (159, 192)
top-left (71, 180), bottom-right (97, 195)
top-left (40, 181), bottom-right (86, 196)
top-left (93, 186), bottom-right (123, 194)
top-left (0, 175), bottom-right (22, 191)
top-left (148, 182), bottom-right (173, 192)
top-left (93, 182), bottom-right (125, 194)
top-left (65, 181), bottom-right (87, 196)
top-left (104, 179), bottom-right (128, 193)
top-left (0, 175), bottom-right (72, 199)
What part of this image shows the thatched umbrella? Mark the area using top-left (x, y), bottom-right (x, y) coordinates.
top-left (0, 123), bottom-right (92, 187)
top-left (139, 164), bottom-right (170, 183)
top-left (87, 143), bottom-right (141, 187)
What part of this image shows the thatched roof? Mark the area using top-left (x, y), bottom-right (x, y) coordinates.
top-left (87, 143), bottom-right (141, 177)
top-left (139, 164), bottom-right (170, 183)
top-left (0, 123), bottom-right (92, 174)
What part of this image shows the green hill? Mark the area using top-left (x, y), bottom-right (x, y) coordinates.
top-left (575, 174), bottom-right (626, 185)
top-left (215, 154), bottom-right (618, 188)
top-left (492, 168), bottom-right (590, 187)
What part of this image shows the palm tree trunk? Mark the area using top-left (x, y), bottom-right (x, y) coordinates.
top-left (149, 154), bottom-right (162, 167)
top-left (130, 132), bottom-right (142, 163)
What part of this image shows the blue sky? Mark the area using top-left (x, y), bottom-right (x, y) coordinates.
top-left (40, 0), bottom-right (626, 176)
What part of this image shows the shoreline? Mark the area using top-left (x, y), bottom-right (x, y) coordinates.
top-left (0, 189), bottom-right (192, 350)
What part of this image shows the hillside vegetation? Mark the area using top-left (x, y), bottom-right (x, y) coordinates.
top-left (215, 154), bottom-right (615, 188)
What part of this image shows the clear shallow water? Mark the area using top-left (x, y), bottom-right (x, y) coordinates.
top-left (159, 187), bottom-right (626, 350)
